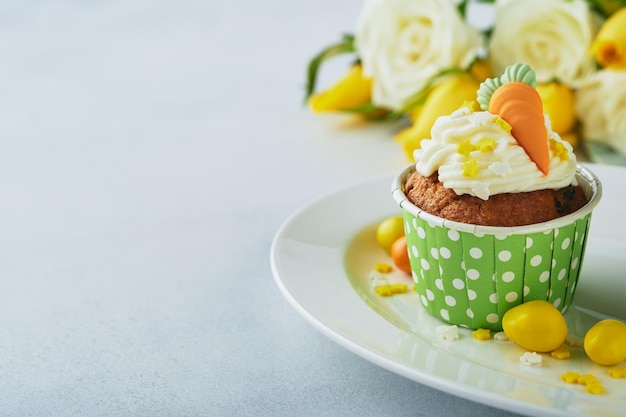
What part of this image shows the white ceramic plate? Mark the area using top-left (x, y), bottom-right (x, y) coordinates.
top-left (270, 163), bottom-right (626, 417)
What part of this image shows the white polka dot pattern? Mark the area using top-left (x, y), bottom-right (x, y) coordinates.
top-left (402, 209), bottom-right (593, 331)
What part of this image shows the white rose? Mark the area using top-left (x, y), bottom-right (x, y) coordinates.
top-left (575, 70), bottom-right (626, 155)
top-left (488, 0), bottom-right (597, 88)
top-left (355, 0), bottom-right (485, 110)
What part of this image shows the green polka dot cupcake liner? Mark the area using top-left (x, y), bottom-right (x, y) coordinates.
top-left (391, 164), bottom-right (602, 331)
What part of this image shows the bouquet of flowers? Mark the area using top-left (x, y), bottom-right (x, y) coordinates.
top-left (305, 0), bottom-right (626, 162)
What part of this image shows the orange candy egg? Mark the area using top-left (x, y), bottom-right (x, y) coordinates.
top-left (391, 236), bottom-right (411, 275)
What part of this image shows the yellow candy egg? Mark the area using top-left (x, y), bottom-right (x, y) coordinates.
top-left (376, 216), bottom-right (405, 254)
top-left (502, 300), bottom-right (568, 352)
top-left (583, 319), bottom-right (626, 366)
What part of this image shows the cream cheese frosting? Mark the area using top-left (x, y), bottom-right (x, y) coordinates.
top-left (413, 106), bottom-right (577, 200)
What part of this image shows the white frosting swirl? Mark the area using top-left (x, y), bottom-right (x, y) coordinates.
top-left (414, 108), bottom-right (577, 200)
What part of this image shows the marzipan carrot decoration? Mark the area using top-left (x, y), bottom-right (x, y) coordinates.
top-left (489, 82), bottom-right (550, 175)
top-left (478, 63), bottom-right (550, 175)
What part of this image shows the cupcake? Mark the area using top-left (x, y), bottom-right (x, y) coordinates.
top-left (391, 63), bottom-right (602, 331)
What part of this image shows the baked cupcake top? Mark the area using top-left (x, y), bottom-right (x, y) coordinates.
top-left (413, 63), bottom-right (577, 201)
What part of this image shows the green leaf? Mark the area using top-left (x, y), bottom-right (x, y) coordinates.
top-left (585, 0), bottom-right (626, 18)
top-left (337, 103), bottom-right (390, 120)
top-left (458, 0), bottom-right (497, 18)
top-left (456, 0), bottom-right (469, 18)
top-left (304, 33), bottom-right (356, 102)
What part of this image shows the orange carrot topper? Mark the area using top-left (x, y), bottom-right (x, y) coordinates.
top-left (477, 63), bottom-right (550, 175)
top-left (489, 82), bottom-right (549, 175)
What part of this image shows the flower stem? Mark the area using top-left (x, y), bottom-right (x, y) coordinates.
top-left (304, 33), bottom-right (356, 102)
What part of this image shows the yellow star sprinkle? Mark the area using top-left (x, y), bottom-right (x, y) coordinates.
top-left (608, 368), bottom-right (626, 378)
top-left (374, 263), bottom-right (393, 273)
top-left (561, 371), bottom-right (580, 383)
top-left (375, 285), bottom-right (392, 296)
top-left (456, 140), bottom-right (477, 156)
top-left (460, 100), bottom-right (479, 112)
top-left (577, 374), bottom-right (599, 386)
top-left (375, 283), bottom-right (408, 297)
top-left (585, 382), bottom-right (605, 395)
top-left (472, 328), bottom-right (491, 340)
top-left (463, 159), bottom-right (479, 177)
top-left (551, 346), bottom-right (570, 359)
top-left (561, 370), bottom-right (608, 395)
top-left (477, 138), bottom-right (496, 153)
top-left (389, 283), bottom-right (408, 293)
top-left (550, 139), bottom-right (569, 161)
top-left (494, 117), bottom-right (512, 133)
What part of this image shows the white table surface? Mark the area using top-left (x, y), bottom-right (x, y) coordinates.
top-left (0, 1), bottom-right (526, 415)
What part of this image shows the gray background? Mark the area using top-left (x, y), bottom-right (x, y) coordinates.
top-left (0, 1), bottom-right (525, 415)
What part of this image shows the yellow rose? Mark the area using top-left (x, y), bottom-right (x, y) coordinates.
top-left (394, 73), bottom-right (480, 161)
top-left (308, 65), bottom-right (372, 113)
top-left (536, 82), bottom-right (578, 146)
top-left (592, 7), bottom-right (626, 69)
